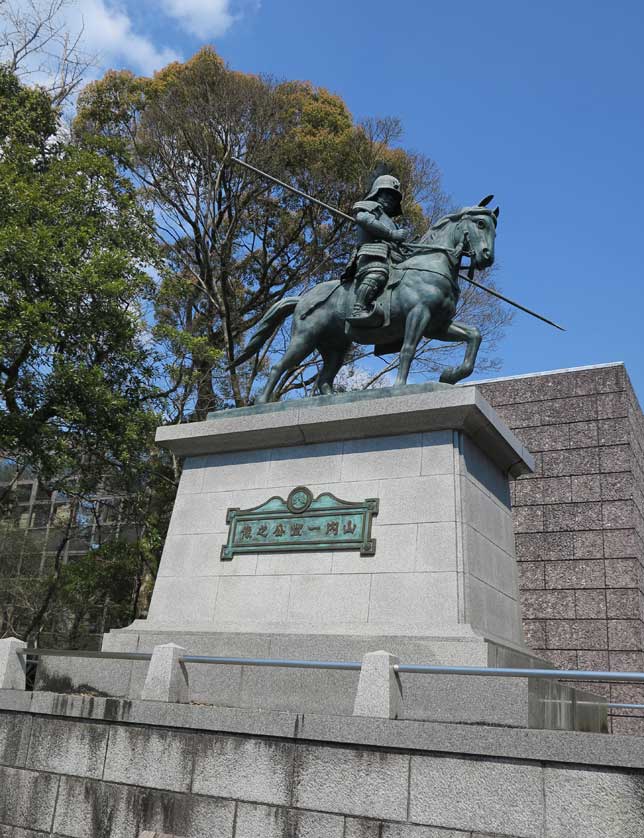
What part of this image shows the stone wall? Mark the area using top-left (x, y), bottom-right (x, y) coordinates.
top-left (1, 692), bottom-right (643, 838)
top-left (474, 362), bottom-right (644, 733)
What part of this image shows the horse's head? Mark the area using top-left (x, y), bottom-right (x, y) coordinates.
top-left (458, 197), bottom-right (499, 269)
top-left (424, 196), bottom-right (499, 270)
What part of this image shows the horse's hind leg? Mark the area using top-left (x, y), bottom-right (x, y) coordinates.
top-left (434, 320), bottom-right (482, 384)
top-left (256, 331), bottom-right (316, 404)
top-left (316, 342), bottom-right (350, 395)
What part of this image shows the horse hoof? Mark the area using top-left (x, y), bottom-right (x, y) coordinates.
top-left (439, 368), bottom-right (458, 384)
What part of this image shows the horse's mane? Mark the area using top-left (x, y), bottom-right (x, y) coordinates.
top-left (419, 205), bottom-right (498, 244)
top-left (419, 218), bottom-right (451, 245)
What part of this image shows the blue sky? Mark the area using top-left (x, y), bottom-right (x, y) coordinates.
top-left (61, 0), bottom-right (644, 398)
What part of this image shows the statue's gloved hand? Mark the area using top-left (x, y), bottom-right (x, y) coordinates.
top-left (391, 228), bottom-right (409, 243)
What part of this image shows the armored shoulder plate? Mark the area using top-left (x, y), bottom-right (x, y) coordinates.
top-left (352, 200), bottom-right (382, 216)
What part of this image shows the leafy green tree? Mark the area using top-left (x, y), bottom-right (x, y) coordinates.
top-left (0, 67), bottom-right (171, 643)
top-left (0, 66), bottom-right (160, 486)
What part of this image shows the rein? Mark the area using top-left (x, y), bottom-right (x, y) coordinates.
top-left (400, 242), bottom-right (458, 256)
top-left (396, 227), bottom-right (470, 287)
top-left (393, 265), bottom-right (460, 286)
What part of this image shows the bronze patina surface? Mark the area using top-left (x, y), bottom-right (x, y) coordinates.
top-left (233, 186), bottom-right (498, 402)
top-left (227, 159), bottom-right (563, 405)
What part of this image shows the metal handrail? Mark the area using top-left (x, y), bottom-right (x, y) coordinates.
top-left (608, 703), bottom-right (644, 710)
top-left (20, 648), bottom-right (152, 662)
top-left (16, 647), bottom-right (644, 711)
top-left (17, 647), bottom-right (644, 684)
top-left (393, 663), bottom-right (644, 683)
top-left (181, 655), bottom-right (361, 671)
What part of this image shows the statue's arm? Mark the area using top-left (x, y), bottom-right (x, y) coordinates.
top-left (354, 210), bottom-right (406, 243)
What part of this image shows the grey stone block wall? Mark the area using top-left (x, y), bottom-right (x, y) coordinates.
top-left (0, 701), bottom-right (643, 838)
top-left (474, 363), bottom-right (644, 733)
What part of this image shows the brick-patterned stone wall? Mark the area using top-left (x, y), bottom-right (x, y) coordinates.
top-left (474, 362), bottom-right (644, 733)
top-left (2, 696), bottom-right (644, 838)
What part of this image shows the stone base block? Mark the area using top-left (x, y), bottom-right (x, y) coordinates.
top-left (0, 637), bottom-right (26, 690)
top-left (141, 643), bottom-right (189, 703)
top-left (353, 650), bottom-right (402, 719)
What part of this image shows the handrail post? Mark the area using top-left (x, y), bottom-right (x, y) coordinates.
top-left (0, 637), bottom-right (27, 690)
top-left (353, 650), bottom-right (402, 719)
top-left (141, 643), bottom-right (189, 703)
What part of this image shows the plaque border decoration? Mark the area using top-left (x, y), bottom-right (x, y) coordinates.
top-left (221, 486), bottom-right (378, 561)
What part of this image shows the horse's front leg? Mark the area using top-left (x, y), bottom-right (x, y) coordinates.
top-left (395, 304), bottom-right (431, 387)
top-left (435, 320), bottom-right (482, 384)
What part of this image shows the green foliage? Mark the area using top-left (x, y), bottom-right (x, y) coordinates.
top-left (0, 69), bottom-right (173, 645)
top-left (0, 67), bottom-right (162, 489)
top-left (55, 543), bottom-right (143, 644)
top-left (0, 66), bottom-right (57, 148)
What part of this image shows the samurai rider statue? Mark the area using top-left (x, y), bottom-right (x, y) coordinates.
top-left (344, 174), bottom-right (410, 327)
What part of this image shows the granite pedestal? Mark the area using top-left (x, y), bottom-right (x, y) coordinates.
top-left (145, 384), bottom-right (532, 641)
top-left (36, 384), bottom-right (605, 729)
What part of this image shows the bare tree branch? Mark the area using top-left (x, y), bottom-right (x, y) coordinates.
top-left (0, 0), bottom-right (95, 105)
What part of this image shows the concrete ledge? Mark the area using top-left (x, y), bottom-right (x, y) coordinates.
top-left (155, 385), bottom-right (534, 477)
top-left (1, 690), bottom-right (640, 770)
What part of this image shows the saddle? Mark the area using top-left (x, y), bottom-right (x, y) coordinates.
top-left (301, 256), bottom-right (409, 355)
top-left (342, 269), bottom-right (408, 356)
top-left (343, 265), bottom-right (404, 332)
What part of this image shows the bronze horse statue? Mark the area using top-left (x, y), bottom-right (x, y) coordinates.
top-left (233, 199), bottom-right (498, 403)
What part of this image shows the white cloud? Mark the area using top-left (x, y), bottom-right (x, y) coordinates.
top-left (158, 0), bottom-right (236, 39)
top-left (76, 0), bottom-right (181, 75)
top-left (2, 0), bottom-right (251, 85)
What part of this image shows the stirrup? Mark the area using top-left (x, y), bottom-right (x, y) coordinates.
top-left (347, 306), bottom-right (384, 328)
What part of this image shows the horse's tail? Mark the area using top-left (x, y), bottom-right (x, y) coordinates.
top-left (231, 296), bottom-right (299, 368)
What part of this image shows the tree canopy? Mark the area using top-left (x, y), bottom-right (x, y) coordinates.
top-left (75, 47), bottom-right (508, 417)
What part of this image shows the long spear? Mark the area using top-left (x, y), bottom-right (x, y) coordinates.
top-left (457, 272), bottom-right (565, 332)
top-left (228, 155), bottom-right (565, 331)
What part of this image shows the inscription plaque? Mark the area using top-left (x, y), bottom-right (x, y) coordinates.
top-left (221, 486), bottom-right (378, 560)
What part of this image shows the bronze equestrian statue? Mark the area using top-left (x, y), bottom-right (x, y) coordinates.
top-left (233, 177), bottom-right (499, 404)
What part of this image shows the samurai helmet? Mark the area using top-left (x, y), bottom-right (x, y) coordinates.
top-left (365, 174), bottom-right (403, 216)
